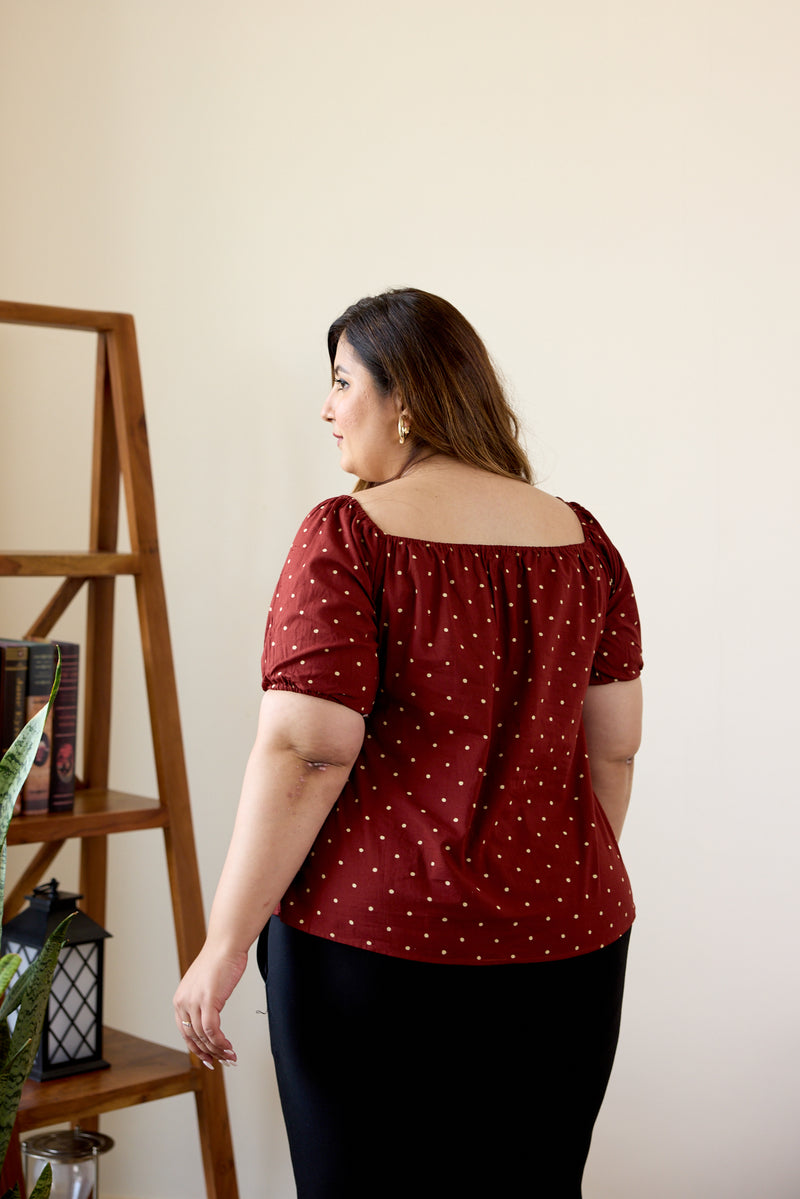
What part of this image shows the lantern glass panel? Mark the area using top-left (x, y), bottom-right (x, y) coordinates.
top-left (4, 939), bottom-right (34, 970)
top-left (49, 943), bottom-right (100, 1064)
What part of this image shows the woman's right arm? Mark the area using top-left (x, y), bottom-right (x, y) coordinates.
top-left (582, 678), bottom-right (643, 841)
top-left (172, 688), bottom-right (365, 1066)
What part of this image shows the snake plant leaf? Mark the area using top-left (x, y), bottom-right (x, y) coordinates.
top-left (1, 1035), bottom-right (32, 1077)
top-left (0, 961), bottom-right (29, 1025)
top-left (0, 966), bottom-right (27, 1025)
top-left (0, 654), bottom-right (60, 835)
top-left (1, 1184), bottom-right (21, 1199)
top-left (27, 1162), bottom-right (52, 1198)
top-left (0, 653), bottom-right (61, 929)
top-left (0, 657), bottom-right (61, 1195)
top-left (0, 914), bottom-right (72, 1170)
top-left (0, 955), bottom-right (20, 999)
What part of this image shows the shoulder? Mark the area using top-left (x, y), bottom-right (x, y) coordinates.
top-left (285, 494), bottom-right (382, 572)
top-left (566, 503), bottom-right (639, 610)
top-left (293, 494), bottom-right (375, 540)
top-left (564, 500), bottom-right (601, 532)
top-left (565, 501), bottom-right (619, 554)
top-left (298, 493), bottom-right (357, 525)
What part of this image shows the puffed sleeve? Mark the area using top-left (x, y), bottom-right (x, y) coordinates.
top-left (261, 497), bottom-right (380, 716)
top-left (576, 506), bottom-right (643, 686)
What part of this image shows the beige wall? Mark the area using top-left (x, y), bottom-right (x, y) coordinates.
top-left (2, 2), bottom-right (798, 1196)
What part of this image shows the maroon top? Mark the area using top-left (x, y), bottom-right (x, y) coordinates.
top-left (262, 494), bottom-right (642, 964)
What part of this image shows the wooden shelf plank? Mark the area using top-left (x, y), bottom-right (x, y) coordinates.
top-left (0, 552), bottom-right (139, 578)
top-left (7, 790), bottom-right (167, 845)
top-left (16, 1028), bottom-right (201, 1132)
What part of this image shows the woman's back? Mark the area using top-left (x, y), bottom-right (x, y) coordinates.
top-left (263, 473), bottom-right (641, 963)
top-left (353, 457), bottom-right (585, 548)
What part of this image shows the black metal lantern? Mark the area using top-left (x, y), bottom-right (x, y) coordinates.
top-left (2, 879), bottom-right (111, 1081)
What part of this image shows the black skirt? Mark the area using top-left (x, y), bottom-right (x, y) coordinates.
top-left (259, 917), bottom-right (630, 1199)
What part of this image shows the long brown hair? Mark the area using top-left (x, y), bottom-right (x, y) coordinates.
top-left (327, 288), bottom-right (533, 490)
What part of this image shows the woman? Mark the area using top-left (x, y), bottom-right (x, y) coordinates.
top-left (174, 288), bottom-right (643, 1198)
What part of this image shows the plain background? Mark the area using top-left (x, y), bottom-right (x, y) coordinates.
top-left (1, 3), bottom-right (798, 1196)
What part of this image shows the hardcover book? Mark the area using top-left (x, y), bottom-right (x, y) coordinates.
top-left (19, 640), bottom-right (57, 815)
top-left (0, 640), bottom-right (29, 816)
top-left (49, 640), bottom-right (79, 811)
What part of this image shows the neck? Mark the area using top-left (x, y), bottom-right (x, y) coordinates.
top-left (398, 448), bottom-right (445, 478)
top-left (356, 449), bottom-right (447, 492)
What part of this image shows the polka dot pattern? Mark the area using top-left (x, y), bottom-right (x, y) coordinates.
top-left (261, 495), bottom-right (642, 964)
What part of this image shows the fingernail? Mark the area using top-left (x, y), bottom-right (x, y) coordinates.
top-left (202, 1060), bottom-right (215, 1071)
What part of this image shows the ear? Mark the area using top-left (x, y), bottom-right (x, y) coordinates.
top-left (391, 389), bottom-right (409, 420)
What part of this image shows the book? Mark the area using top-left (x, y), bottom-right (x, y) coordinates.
top-left (49, 640), bottom-right (79, 812)
top-left (19, 640), bottom-right (57, 815)
top-left (0, 640), bottom-right (30, 816)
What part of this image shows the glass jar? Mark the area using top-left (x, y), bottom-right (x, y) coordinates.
top-left (21, 1128), bottom-right (114, 1199)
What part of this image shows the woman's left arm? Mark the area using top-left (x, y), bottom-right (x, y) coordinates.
top-left (173, 689), bottom-right (365, 1067)
top-left (582, 678), bottom-right (643, 841)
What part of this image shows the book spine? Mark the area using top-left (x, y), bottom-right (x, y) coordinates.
top-left (49, 641), bottom-right (79, 812)
top-left (0, 642), bottom-right (30, 816)
top-left (20, 642), bottom-right (57, 815)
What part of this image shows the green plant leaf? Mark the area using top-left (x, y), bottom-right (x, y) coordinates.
top-left (27, 1161), bottom-right (52, 1198)
top-left (0, 914), bottom-right (72, 1170)
top-left (0, 652), bottom-right (61, 928)
top-left (1, 1035), bottom-right (32, 1076)
top-left (0, 962), bottom-right (29, 1025)
top-left (1, 1184), bottom-right (21, 1199)
top-left (0, 955), bottom-right (21, 999)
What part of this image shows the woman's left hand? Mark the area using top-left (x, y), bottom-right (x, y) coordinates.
top-left (173, 941), bottom-right (248, 1069)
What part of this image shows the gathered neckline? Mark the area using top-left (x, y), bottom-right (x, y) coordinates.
top-left (342, 494), bottom-right (589, 554)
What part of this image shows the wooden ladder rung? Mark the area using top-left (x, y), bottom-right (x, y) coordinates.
top-left (0, 552), bottom-right (140, 578)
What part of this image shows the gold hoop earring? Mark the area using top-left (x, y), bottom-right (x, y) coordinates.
top-left (398, 416), bottom-right (409, 445)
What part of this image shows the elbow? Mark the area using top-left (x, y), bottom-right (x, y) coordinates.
top-left (590, 748), bottom-right (635, 772)
top-left (257, 690), bottom-right (366, 775)
top-left (620, 732), bottom-right (642, 764)
top-left (286, 751), bottom-right (356, 804)
top-left (293, 752), bottom-right (356, 776)
top-left (288, 718), bottom-right (365, 775)
top-left (613, 698), bottom-right (643, 763)
top-left (588, 729), bottom-right (641, 769)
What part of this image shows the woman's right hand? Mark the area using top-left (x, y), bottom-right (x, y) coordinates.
top-left (172, 690), bottom-right (364, 1067)
top-left (173, 941), bottom-right (248, 1069)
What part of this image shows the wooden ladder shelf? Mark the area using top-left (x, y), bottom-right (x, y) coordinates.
top-left (0, 301), bottom-right (238, 1197)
